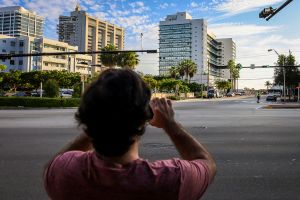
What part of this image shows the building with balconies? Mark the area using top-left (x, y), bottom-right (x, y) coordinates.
top-left (0, 34), bottom-right (92, 75)
top-left (0, 6), bottom-right (44, 38)
top-left (57, 4), bottom-right (124, 73)
top-left (159, 12), bottom-right (235, 86)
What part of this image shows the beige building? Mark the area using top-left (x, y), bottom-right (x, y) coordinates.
top-left (57, 4), bottom-right (125, 73)
top-left (0, 6), bottom-right (44, 38)
top-left (0, 34), bottom-right (92, 75)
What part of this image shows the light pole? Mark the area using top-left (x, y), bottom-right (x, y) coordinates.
top-left (268, 49), bottom-right (286, 102)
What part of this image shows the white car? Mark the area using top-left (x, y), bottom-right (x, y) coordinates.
top-left (60, 91), bottom-right (72, 98)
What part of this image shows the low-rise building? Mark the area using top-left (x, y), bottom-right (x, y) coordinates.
top-left (0, 34), bottom-right (92, 75)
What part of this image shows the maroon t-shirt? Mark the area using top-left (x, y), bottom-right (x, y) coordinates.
top-left (44, 151), bottom-right (211, 200)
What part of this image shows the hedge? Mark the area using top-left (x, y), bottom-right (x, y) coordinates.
top-left (0, 97), bottom-right (80, 108)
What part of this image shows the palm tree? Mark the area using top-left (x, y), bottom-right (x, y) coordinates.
top-left (265, 81), bottom-right (272, 90)
top-left (169, 66), bottom-right (178, 79)
top-left (178, 59), bottom-right (197, 82)
top-left (100, 44), bottom-right (118, 68)
top-left (188, 65), bottom-right (197, 83)
top-left (117, 52), bottom-right (139, 70)
top-left (228, 60), bottom-right (240, 91)
top-left (177, 65), bottom-right (185, 80)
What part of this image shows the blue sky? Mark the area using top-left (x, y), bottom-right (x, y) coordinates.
top-left (1, 0), bottom-right (299, 89)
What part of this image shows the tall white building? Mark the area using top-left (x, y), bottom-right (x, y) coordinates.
top-left (0, 6), bottom-right (44, 38)
top-left (216, 38), bottom-right (236, 80)
top-left (0, 34), bottom-right (92, 74)
top-left (159, 12), bottom-right (236, 86)
top-left (57, 4), bottom-right (124, 73)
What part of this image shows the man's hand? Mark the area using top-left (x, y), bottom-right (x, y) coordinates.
top-left (149, 98), bottom-right (175, 129)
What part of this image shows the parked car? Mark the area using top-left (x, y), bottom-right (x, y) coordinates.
top-left (207, 89), bottom-right (220, 98)
top-left (235, 92), bottom-right (242, 96)
top-left (60, 90), bottom-right (72, 98)
top-left (13, 91), bottom-right (31, 97)
top-left (266, 93), bottom-right (278, 101)
top-left (226, 92), bottom-right (235, 97)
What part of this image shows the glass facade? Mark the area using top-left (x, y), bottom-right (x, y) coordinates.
top-left (159, 23), bottom-right (192, 75)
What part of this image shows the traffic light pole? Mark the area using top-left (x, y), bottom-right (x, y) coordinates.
top-left (266, 0), bottom-right (293, 21)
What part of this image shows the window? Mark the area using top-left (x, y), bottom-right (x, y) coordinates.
top-left (2, 49), bottom-right (6, 53)
top-left (10, 60), bottom-right (15, 65)
top-left (10, 41), bottom-right (16, 46)
top-left (19, 41), bottom-right (24, 47)
top-left (2, 40), bottom-right (6, 43)
top-left (19, 60), bottom-right (23, 65)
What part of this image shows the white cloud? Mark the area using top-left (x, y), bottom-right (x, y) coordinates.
top-left (190, 2), bottom-right (199, 8)
top-left (159, 3), bottom-right (168, 9)
top-left (0, 0), bottom-right (20, 7)
top-left (215, 0), bottom-right (285, 17)
top-left (128, 1), bottom-right (150, 14)
top-left (23, 0), bottom-right (77, 20)
top-left (209, 22), bottom-right (300, 89)
top-left (209, 23), bottom-right (280, 38)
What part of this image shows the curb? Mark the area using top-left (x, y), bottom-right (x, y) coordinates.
top-left (0, 106), bottom-right (78, 110)
top-left (262, 104), bottom-right (300, 109)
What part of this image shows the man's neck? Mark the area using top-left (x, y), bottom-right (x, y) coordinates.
top-left (98, 140), bottom-right (140, 165)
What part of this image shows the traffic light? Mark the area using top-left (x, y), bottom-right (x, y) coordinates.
top-left (259, 7), bottom-right (275, 18)
top-left (236, 63), bottom-right (243, 69)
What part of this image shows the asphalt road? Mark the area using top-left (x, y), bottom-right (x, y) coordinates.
top-left (0, 96), bottom-right (299, 200)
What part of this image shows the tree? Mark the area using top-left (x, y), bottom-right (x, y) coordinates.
top-left (265, 81), bottom-right (272, 90)
top-left (177, 65), bottom-right (185, 80)
top-left (142, 76), bottom-right (158, 90)
top-left (159, 78), bottom-right (181, 92)
top-left (178, 60), bottom-right (197, 82)
top-left (215, 79), bottom-right (231, 94)
top-left (186, 82), bottom-right (202, 93)
top-left (117, 52), bottom-right (139, 70)
top-left (169, 66), bottom-right (178, 79)
top-left (227, 60), bottom-right (240, 91)
top-left (0, 64), bottom-right (7, 84)
top-left (274, 53), bottom-right (300, 99)
top-left (100, 44), bottom-right (118, 68)
top-left (5, 70), bottom-right (22, 92)
top-left (44, 79), bottom-right (59, 98)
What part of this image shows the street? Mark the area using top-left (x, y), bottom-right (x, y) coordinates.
top-left (0, 96), bottom-right (299, 200)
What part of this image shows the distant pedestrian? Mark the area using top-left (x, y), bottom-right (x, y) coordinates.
top-left (256, 91), bottom-right (261, 103)
top-left (44, 69), bottom-right (216, 200)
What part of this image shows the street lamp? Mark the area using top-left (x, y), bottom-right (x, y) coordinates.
top-left (268, 49), bottom-right (286, 102)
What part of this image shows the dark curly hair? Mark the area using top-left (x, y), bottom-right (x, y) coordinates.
top-left (75, 69), bottom-right (153, 157)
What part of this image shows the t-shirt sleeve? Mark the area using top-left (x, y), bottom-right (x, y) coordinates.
top-left (176, 159), bottom-right (211, 200)
top-left (43, 151), bottom-right (85, 198)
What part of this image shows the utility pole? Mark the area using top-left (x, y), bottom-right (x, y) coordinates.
top-left (140, 33), bottom-right (143, 51)
top-left (207, 61), bottom-right (210, 90)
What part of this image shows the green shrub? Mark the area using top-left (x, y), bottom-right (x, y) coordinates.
top-left (72, 83), bottom-right (82, 98)
top-left (167, 96), bottom-right (181, 100)
top-left (0, 97), bottom-right (80, 107)
top-left (44, 79), bottom-right (59, 98)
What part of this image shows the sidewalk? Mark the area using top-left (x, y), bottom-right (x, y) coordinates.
top-left (175, 95), bottom-right (251, 103)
